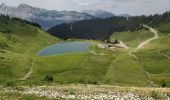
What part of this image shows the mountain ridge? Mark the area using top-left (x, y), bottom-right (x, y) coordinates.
top-left (83, 10), bottom-right (115, 18)
top-left (0, 3), bottom-right (94, 30)
top-left (48, 11), bottom-right (170, 40)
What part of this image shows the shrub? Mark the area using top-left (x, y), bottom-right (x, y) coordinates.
top-left (161, 82), bottom-right (166, 88)
top-left (114, 39), bottom-right (119, 44)
top-left (0, 36), bottom-right (8, 49)
top-left (78, 79), bottom-right (87, 84)
top-left (0, 42), bottom-right (8, 49)
top-left (88, 80), bottom-right (98, 85)
top-left (92, 80), bottom-right (98, 85)
top-left (6, 81), bottom-right (16, 87)
top-left (44, 74), bottom-right (54, 81)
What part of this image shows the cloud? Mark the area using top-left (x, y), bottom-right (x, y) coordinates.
top-left (114, 0), bottom-right (137, 2)
top-left (87, 2), bottom-right (118, 11)
top-left (79, 3), bottom-right (89, 6)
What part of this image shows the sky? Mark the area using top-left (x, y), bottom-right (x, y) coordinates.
top-left (0, 0), bottom-right (170, 16)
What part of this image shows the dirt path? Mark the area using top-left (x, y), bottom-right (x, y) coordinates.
top-left (24, 48), bottom-right (32, 55)
top-left (119, 41), bottom-right (129, 49)
top-left (128, 25), bottom-right (160, 87)
top-left (20, 62), bottom-right (34, 80)
top-left (90, 51), bottom-right (97, 55)
top-left (158, 52), bottom-right (170, 60)
top-left (128, 51), bottom-right (138, 59)
top-left (136, 25), bottom-right (159, 86)
top-left (129, 25), bottom-right (159, 58)
top-left (137, 25), bottom-right (159, 49)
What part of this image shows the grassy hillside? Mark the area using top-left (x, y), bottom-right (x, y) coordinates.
top-left (136, 34), bottom-right (170, 87)
top-left (110, 29), bottom-right (154, 48)
top-left (0, 15), bottom-right (170, 88)
top-left (0, 15), bottom-right (59, 84)
top-left (17, 44), bottom-right (151, 86)
top-left (158, 23), bottom-right (170, 34)
top-left (1, 16), bottom-right (151, 87)
top-left (110, 27), bottom-right (170, 87)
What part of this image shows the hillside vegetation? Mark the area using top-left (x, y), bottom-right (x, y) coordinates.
top-left (1, 85), bottom-right (170, 100)
top-left (48, 11), bottom-right (170, 40)
top-left (0, 15), bottom-right (59, 84)
top-left (0, 14), bottom-right (170, 89)
top-left (110, 29), bottom-right (154, 48)
top-left (111, 25), bottom-right (170, 87)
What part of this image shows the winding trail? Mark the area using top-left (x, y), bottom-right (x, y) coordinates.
top-left (119, 41), bottom-right (129, 49)
top-left (128, 51), bottom-right (138, 59)
top-left (90, 51), bottom-right (97, 55)
top-left (20, 62), bottom-right (34, 80)
top-left (129, 25), bottom-right (159, 59)
top-left (128, 25), bottom-right (160, 87)
top-left (24, 48), bottom-right (33, 55)
top-left (137, 25), bottom-right (159, 49)
top-left (158, 52), bottom-right (170, 60)
top-left (110, 25), bottom-right (159, 86)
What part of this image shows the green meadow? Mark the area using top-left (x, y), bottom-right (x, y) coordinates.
top-left (0, 15), bottom-right (170, 88)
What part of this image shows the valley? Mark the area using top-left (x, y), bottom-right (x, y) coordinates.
top-left (0, 16), bottom-right (169, 87)
top-left (0, 4), bottom-right (170, 99)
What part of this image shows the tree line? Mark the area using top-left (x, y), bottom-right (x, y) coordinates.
top-left (48, 11), bottom-right (170, 41)
top-left (0, 14), bottom-right (41, 29)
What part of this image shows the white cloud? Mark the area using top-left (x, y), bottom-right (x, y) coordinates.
top-left (79, 3), bottom-right (89, 6)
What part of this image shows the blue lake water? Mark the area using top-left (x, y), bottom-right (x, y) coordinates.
top-left (38, 42), bottom-right (91, 56)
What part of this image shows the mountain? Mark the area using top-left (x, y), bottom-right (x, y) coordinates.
top-left (48, 11), bottom-right (170, 40)
top-left (83, 10), bottom-right (115, 18)
top-left (118, 14), bottom-right (130, 17)
top-left (0, 3), bottom-right (94, 30)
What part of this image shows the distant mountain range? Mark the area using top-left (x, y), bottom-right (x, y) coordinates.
top-left (83, 10), bottom-right (115, 19)
top-left (118, 14), bottom-right (130, 17)
top-left (0, 3), bottom-right (130, 30)
top-left (0, 3), bottom-right (94, 30)
top-left (83, 10), bottom-right (131, 18)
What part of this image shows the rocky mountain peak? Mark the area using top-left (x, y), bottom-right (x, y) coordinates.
top-left (83, 10), bottom-right (115, 18)
top-left (0, 3), bottom-right (94, 30)
top-left (17, 4), bottom-right (33, 10)
top-left (0, 3), bottom-right (7, 8)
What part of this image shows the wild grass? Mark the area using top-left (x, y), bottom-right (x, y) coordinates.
top-left (110, 29), bottom-right (153, 48)
top-left (0, 16), bottom-right (170, 88)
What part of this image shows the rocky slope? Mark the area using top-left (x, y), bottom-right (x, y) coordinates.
top-left (83, 10), bottom-right (115, 18)
top-left (0, 3), bottom-right (94, 30)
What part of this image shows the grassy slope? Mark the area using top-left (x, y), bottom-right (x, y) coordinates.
top-left (0, 16), bottom-right (59, 84)
top-left (104, 52), bottom-right (149, 86)
top-left (22, 47), bottom-right (115, 85)
top-left (23, 45), bottom-right (150, 86)
top-left (0, 15), bottom-right (170, 88)
top-left (110, 29), bottom-right (153, 48)
top-left (158, 23), bottom-right (170, 35)
top-left (110, 25), bottom-right (170, 87)
top-left (24, 29), bottom-right (155, 86)
top-left (136, 34), bottom-right (170, 87)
